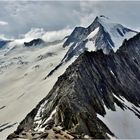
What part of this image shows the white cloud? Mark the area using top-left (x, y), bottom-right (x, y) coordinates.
top-left (23, 28), bottom-right (46, 39)
top-left (0, 1), bottom-right (79, 37)
top-left (42, 28), bottom-right (72, 42)
top-left (78, 1), bottom-right (99, 26)
top-left (20, 27), bottom-right (72, 42)
top-left (0, 21), bottom-right (8, 26)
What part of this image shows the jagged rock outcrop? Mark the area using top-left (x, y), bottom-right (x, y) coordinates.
top-left (8, 32), bottom-right (140, 139)
top-left (24, 38), bottom-right (44, 47)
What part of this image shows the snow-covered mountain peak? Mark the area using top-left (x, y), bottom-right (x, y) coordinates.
top-left (99, 15), bottom-right (109, 19)
top-left (93, 15), bottom-right (110, 23)
top-left (97, 17), bottom-right (138, 51)
top-left (61, 16), bottom-right (138, 63)
top-left (97, 15), bottom-right (111, 21)
top-left (88, 15), bottom-right (110, 29)
top-left (91, 15), bottom-right (137, 38)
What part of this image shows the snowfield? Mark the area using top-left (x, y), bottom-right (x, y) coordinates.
top-left (0, 39), bottom-right (76, 139)
top-left (97, 94), bottom-right (140, 139)
top-left (97, 16), bottom-right (137, 52)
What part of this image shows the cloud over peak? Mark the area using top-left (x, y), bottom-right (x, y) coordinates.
top-left (20, 27), bottom-right (72, 43)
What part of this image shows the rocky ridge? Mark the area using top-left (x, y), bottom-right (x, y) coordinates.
top-left (7, 32), bottom-right (140, 139)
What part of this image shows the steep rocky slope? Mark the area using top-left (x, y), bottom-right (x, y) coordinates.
top-left (8, 32), bottom-right (140, 139)
top-left (0, 37), bottom-right (73, 139)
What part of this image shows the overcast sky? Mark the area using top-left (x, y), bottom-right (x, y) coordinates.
top-left (0, 1), bottom-right (140, 38)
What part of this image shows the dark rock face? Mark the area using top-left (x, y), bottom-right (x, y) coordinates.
top-left (9, 33), bottom-right (140, 139)
top-left (63, 27), bottom-right (88, 47)
top-left (24, 38), bottom-right (44, 47)
top-left (0, 40), bottom-right (10, 49)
